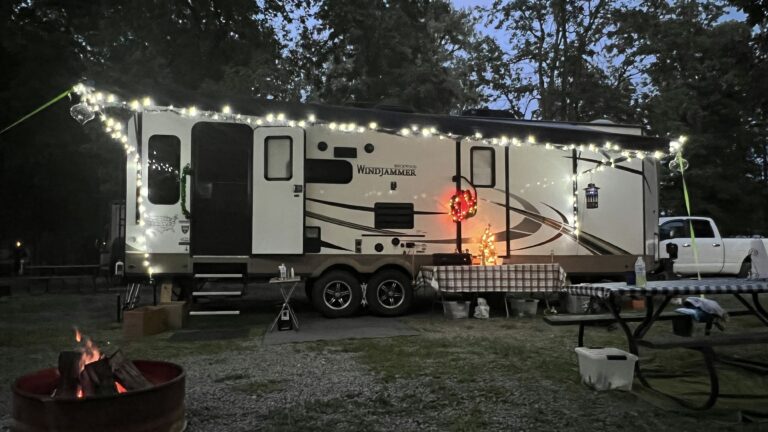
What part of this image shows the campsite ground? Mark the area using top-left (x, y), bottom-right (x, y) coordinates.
top-left (1, 282), bottom-right (766, 431)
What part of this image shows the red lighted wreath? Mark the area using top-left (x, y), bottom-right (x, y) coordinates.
top-left (450, 189), bottom-right (477, 222)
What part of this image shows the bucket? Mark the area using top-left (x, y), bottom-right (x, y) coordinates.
top-left (509, 298), bottom-right (539, 317)
top-left (443, 301), bottom-right (470, 319)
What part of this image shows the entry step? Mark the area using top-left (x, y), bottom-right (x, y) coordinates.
top-left (192, 291), bottom-right (242, 297)
top-left (189, 310), bottom-right (240, 316)
top-left (194, 273), bottom-right (244, 279)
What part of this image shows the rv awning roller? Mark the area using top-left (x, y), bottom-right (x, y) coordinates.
top-left (95, 84), bottom-right (669, 151)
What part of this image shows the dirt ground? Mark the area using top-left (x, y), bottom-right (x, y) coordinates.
top-left (1, 281), bottom-right (767, 431)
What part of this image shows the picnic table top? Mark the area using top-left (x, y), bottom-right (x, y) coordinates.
top-left (566, 278), bottom-right (768, 298)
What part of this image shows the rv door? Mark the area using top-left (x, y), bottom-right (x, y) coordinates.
top-left (252, 127), bottom-right (305, 254)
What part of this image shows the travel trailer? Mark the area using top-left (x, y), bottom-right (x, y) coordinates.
top-left (74, 87), bottom-right (669, 317)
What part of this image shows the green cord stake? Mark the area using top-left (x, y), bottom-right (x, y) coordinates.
top-left (0, 88), bottom-right (73, 135)
top-left (676, 150), bottom-right (701, 281)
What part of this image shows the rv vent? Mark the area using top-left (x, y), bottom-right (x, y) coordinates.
top-left (374, 203), bottom-right (414, 229)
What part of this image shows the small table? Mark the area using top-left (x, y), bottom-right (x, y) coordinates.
top-left (268, 277), bottom-right (301, 332)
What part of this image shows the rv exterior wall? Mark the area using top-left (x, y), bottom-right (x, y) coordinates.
top-left (123, 112), bottom-right (657, 278)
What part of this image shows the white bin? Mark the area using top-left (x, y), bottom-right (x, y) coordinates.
top-left (574, 347), bottom-right (638, 391)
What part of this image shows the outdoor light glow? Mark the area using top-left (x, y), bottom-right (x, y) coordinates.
top-left (222, 105), bottom-right (231, 114)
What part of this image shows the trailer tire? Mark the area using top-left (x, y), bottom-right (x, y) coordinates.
top-left (738, 259), bottom-right (751, 278)
top-left (366, 269), bottom-right (413, 316)
top-left (312, 271), bottom-right (362, 318)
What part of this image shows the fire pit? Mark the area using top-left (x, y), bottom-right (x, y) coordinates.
top-left (12, 360), bottom-right (185, 432)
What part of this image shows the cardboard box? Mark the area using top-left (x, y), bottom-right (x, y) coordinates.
top-left (158, 301), bottom-right (188, 329)
top-left (123, 306), bottom-right (167, 339)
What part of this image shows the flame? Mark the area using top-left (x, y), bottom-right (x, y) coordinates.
top-left (74, 328), bottom-right (82, 343)
top-left (115, 381), bottom-right (127, 393)
top-left (76, 386), bottom-right (84, 399)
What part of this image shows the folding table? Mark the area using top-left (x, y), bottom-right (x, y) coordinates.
top-left (268, 276), bottom-right (301, 332)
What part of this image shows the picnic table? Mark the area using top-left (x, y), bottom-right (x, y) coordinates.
top-left (416, 263), bottom-right (566, 317)
top-left (562, 278), bottom-right (768, 409)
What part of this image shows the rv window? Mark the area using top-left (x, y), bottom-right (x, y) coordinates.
top-left (265, 136), bottom-right (292, 180)
top-left (305, 159), bottom-right (353, 184)
top-left (470, 147), bottom-right (495, 187)
top-left (147, 135), bottom-right (181, 205)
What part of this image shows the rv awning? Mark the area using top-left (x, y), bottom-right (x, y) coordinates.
top-left (88, 83), bottom-right (670, 152)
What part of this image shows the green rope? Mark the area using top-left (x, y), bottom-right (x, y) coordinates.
top-left (0, 88), bottom-right (73, 135)
top-left (180, 164), bottom-right (193, 219)
top-left (677, 150), bottom-right (701, 281)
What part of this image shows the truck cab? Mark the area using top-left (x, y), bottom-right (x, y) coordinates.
top-left (659, 216), bottom-right (756, 276)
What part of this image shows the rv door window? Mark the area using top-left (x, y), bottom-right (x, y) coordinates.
top-left (470, 147), bottom-right (495, 187)
top-left (147, 135), bottom-right (181, 205)
top-left (265, 136), bottom-right (293, 180)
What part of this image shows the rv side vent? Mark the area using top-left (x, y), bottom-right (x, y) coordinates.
top-left (333, 147), bottom-right (358, 159)
top-left (305, 159), bottom-right (353, 184)
top-left (374, 203), bottom-right (414, 229)
top-left (192, 262), bottom-right (247, 275)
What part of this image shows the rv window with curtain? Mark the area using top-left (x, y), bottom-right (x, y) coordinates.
top-left (265, 136), bottom-right (292, 180)
top-left (471, 147), bottom-right (495, 187)
top-left (147, 135), bottom-right (181, 205)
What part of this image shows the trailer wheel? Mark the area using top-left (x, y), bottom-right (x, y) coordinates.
top-left (312, 271), bottom-right (362, 318)
top-left (738, 259), bottom-right (751, 278)
top-left (366, 269), bottom-right (413, 316)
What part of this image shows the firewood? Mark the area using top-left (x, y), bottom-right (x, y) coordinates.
top-left (80, 358), bottom-right (117, 397)
top-left (55, 351), bottom-right (82, 398)
top-left (107, 349), bottom-right (151, 390)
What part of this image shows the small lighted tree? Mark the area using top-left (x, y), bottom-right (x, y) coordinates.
top-left (479, 224), bottom-right (497, 265)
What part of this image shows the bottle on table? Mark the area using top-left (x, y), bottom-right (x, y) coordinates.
top-left (634, 257), bottom-right (647, 288)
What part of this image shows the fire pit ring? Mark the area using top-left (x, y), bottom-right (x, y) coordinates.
top-left (12, 360), bottom-right (185, 432)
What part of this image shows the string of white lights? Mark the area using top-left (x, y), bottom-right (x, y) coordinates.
top-left (70, 83), bottom-right (685, 271)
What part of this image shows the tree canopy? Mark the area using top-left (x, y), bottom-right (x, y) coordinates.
top-left (1, 0), bottom-right (766, 262)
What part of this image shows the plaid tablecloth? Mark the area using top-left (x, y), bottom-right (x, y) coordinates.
top-left (416, 264), bottom-right (566, 293)
top-left (566, 278), bottom-right (768, 299)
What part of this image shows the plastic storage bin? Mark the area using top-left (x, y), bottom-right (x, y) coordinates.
top-left (443, 301), bottom-right (471, 319)
top-left (574, 347), bottom-right (638, 391)
top-left (508, 298), bottom-right (539, 317)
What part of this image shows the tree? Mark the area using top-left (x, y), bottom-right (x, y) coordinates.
top-left (295, 0), bottom-right (496, 113)
top-left (613, 0), bottom-right (767, 235)
top-left (486, 0), bottom-right (639, 122)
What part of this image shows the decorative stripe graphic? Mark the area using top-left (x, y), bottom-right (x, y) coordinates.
top-left (306, 198), bottom-right (445, 215)
top-left (305, 211), bottom-right (405, 235)
top-left (320, 241), bottom-right (352, 252)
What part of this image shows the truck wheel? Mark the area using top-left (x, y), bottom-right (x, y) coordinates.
top-left (738, 259), bottom-right (751, 278)
top-left (365, 269), bottom-right (413, 316)
top-left (311, 271), bottom-right (362, 318)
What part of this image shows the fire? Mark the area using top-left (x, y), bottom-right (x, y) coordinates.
top-left (115, 382), bottom-right (127, 393)
top-left (74, 327), bottom-right (82, 343)
top-left (76, 334), bottom-right (102, 374)
top-left (76, 387), bottom-right (84, 399)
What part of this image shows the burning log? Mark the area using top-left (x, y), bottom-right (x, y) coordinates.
top-left (108, 349), bottom-right (151, 391)
top-left (55, 351), bottom-right (82, 398)
top-left (80, 358), bottom-right (117, 397)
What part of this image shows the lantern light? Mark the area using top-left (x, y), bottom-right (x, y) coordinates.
top-left (584, 183), bottom-right (600, 209)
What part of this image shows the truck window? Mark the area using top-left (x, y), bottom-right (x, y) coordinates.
top-left (691, 220), bottom-right (715, 238)
top-left (660, 220), bottom-right (686, 241)
top-left (147, 135), bottom-right (181, 205)
top-left (265, 136), bottom-right (292, 180)
top-left (470, 147), bottom-right (495, 187)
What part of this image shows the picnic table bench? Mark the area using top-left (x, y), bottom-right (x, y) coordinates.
top-left (636, 331), bottom-right (768, 409)
top-left (544, 309), bottom-right (753, 347)
top-left (19, 265), bottom-right (103, 293)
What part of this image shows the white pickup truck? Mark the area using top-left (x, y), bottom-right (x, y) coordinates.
top-left (659, 216), bottom-right (768, 277)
